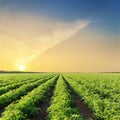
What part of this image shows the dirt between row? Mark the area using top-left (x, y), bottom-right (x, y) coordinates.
top-left (31, 77), bottom-right (58, 120)
top-left (0, 108), bottom-right (4, 117)
top-left (63, 77), bottom-right (95, 120)
top-left (31, 86), bottom-right (55, 120)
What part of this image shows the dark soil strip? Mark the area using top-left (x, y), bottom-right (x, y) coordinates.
top-left (31, 76), bottom-right (59, 120)
top-left (71, 93), bottom-right (94, 120)
top-left (0, 108), bottom-right (4, 117)
top-left (62, 76), bottom-right (95, 120)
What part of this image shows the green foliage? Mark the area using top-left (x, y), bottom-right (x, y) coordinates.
top-left (0, 75), bottom-right (48, 95)
top-left (46, 76), bottom-right (83, 120)
top-left (0, 73), bottom-right (120, 120)
top-left (0, 109), bottom-right (28, 120)
top-left (0, 74), bottom-right (57, 120)
top-left (64, 73), bottom-right (120, 119)
top-left (0, 75), bottom-right (53, 107)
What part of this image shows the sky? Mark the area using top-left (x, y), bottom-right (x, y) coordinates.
top-left (0, 0), bottom-right (120, 72)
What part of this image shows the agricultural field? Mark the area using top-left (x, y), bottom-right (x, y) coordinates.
top-left (0, 73), bottom-right (120, 120)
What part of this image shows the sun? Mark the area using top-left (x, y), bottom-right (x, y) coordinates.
top-left (18, 65), bottom-right (25, 71)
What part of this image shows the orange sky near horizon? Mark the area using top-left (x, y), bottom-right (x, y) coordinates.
top-left (0, 10), bottom-right (120, 72)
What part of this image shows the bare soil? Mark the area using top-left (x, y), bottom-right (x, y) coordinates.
top-left (31, 77), bottom-right (58, 120)
top-left (31, 87), bottom-right (55, 120)
top-left (63, 76), bottom-right (95, 120)
top-left (0, 108), bottom-right (4, 117)
top-left (71, 93), bottom-right (94, 120)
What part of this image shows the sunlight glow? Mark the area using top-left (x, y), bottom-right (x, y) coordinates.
top-left (18, 65), bottom-right (25, 71)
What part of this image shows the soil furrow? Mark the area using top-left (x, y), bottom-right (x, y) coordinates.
top-left (0, 108), bottom-right (4, 117)
top-left (63, 76), bottom-right (94, 120)
top-left (31, 87), bottom-right (55, 120)
top-left (31, 76), bottom-right (58, 120)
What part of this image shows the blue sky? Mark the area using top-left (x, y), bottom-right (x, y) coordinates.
top-left (0, 0), bottom-right (120, 34)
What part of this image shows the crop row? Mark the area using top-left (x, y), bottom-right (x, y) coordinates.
top-left (0, 73), bottom-right (51, 87)
top-left (64, 74), bottom-right (120, 119)
top-left (0, 75), bottom-right (58, 120)
top-left (0, 76), bottom-right (45, 95)
top-left (0, 74), bottom-right (35, 86)
top-left (0, 75), bottom-right (54, 108)
top-left (46, 75), bottom-right (83, 120)
top-left (0, 74), bottom-right (54, 95)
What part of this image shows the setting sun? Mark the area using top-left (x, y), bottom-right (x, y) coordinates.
top-left (18, 65), bottom-right (25, 71)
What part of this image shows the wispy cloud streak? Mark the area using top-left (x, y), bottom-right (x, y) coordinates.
top-left (0, 12), bottom-right (89, 67)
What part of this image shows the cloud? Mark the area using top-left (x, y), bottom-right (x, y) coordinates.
top-left (0, 11), bottom-right (89, 68)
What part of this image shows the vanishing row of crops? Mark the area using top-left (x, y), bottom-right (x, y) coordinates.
top-left (0, 73), bottom-right (120, 120)
top-left (64, 73), bottom-right (120, 119)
